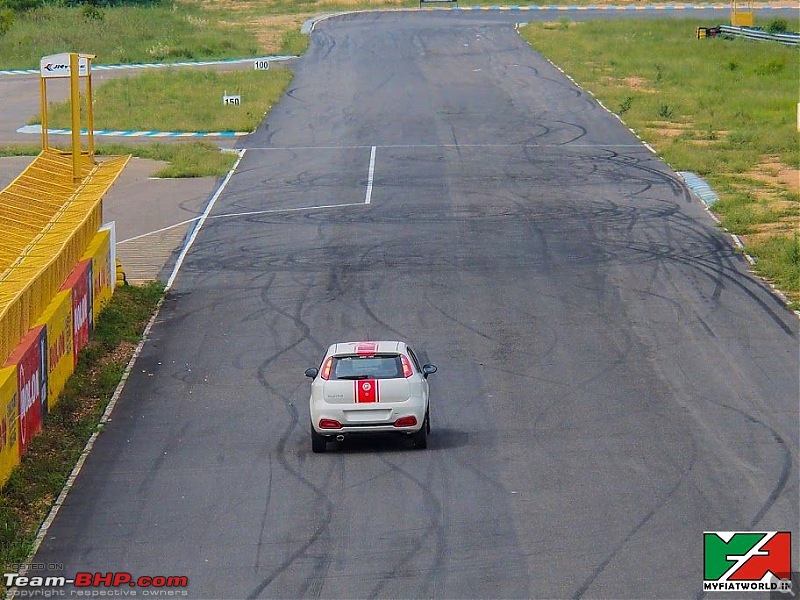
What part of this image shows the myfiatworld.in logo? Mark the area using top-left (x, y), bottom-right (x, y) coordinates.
top-left (704, 531), bottom-right (793, 593)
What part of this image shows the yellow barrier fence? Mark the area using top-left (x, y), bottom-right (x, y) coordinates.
top-left (0, 225), bottom-right (117, 486)
top-left (82, 227), bottom-right (112, 324)
top-left (0, 366), bottom-right (19, 486)
top-left (0, 149), bottom-right (129, 364)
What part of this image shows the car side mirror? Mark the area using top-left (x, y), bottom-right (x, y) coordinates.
top-left (422, 364), bottom-right (437, 378)
top-left (304, 367), bottom-right (319, 378)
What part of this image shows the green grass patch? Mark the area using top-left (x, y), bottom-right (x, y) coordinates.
top-left (520, 18), bottom-right (800, 302)
top-left (0, 144), bottom-right (40, 156)
top-left (96, 142), bottom-right (238, 178)
top-left (281, 27), bottom-right (310, 57)
top-left (0, 282), bottom-right (164, 584)
top-left (37, 67), bottom-right (293, 134)
top-left (0, 3), bottom-right (262, 70)
top-left (0, 142), bottom-right (237, 178)
top-left (748, 234), bottom-right (800, 310)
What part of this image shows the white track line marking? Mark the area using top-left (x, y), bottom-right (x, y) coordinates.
top-left (209, 201), bottom-right (367, 221)
top-left (118, 218), bottom-right (201, 244)
top-left (165, 149), bottom-right (246, 290)
top-left (366, 146), bottom-right (376, 205)
top-left (19, 294), bottom-right (167, 584)
top-left (246, 143), bottom-right (645, 151)
top-left (18, 150), bottom-right (246, 582)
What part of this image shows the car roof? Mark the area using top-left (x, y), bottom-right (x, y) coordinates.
top-left (328, 341), bottom-right (406, 357)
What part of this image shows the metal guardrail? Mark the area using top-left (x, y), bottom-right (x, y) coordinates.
top-left (718, 25), bottom-right (800, 45)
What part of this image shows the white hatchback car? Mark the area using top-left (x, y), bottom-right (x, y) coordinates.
top-left (305, 341), bottom-right (437, 453)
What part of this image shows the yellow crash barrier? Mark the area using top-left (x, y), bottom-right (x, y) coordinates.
top-left (0, 149), bottom-right (129, 364)
top-left (81, 228), bottom-right (113, 324)
top-left (0, 365), bottom-right (19, 486)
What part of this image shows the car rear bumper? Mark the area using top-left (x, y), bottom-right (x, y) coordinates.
top-left (310, 398), bottom-right (426, 435)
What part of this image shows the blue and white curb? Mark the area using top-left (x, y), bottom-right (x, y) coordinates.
top-left (677, 171), bottom-right (758, 268)
top-left (17, 124), bottom-right (249, 138)
top-left (0, 55), bottom-right (295, 77)
top-left (677, 171), bottom-right (720, 207)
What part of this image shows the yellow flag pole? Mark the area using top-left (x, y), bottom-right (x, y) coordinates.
top-left (40, 75), bottom-right (48, 152)
top-left (69, 53), bottom-right (81, 182)
top-left (85, 57), bottom-right (95, 160)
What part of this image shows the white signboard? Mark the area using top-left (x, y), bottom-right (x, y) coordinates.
top-left (253, 59), bottom-right (270, 71)
top-left (223, 93), bottom-right (241, 106)
top-left (40, 53), bottom-right (90, 79)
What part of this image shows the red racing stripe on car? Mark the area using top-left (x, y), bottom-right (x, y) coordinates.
top-left (355, 342), bottom-right (378, 356)
top-left (355, 379), bottom-right (379, 403)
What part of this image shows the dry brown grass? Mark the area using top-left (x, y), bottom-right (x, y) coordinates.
top-left (641, 121), bottom-right (692, 148)
top-left (750, 158), bottom-right (800, 193)
top-left (622, 76), bottom-right (654, 92)
top-left (743, 159), bottom-right (800, 243)
top-left (227, 13), bottom-right (312, 53)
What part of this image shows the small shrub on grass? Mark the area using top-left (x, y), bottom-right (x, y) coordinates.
top-left (766, 19), bottom-right (788, 33)
top-left (755, 58), bottom-right (786, 75)
top-left (657, 103), bottom-right (674, 118)
top-left (0, 0), bottom-right (42, 12)
top-left (0, 8), bottom-right (13, 34)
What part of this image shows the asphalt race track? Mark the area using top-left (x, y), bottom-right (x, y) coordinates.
top-left (31, 10), bottom-right (798, 599)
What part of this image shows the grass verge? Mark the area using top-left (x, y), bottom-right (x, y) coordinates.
top-left (0, 282), bottom-right (164, 585)
top-left (0, 3), bottom-right (264, 70)
top-left (0, 142), bottom-right (238, 178)
top-left (36, 67), bottom-right (293, 134)
top-left (520, 18), bottom-right (800, 308)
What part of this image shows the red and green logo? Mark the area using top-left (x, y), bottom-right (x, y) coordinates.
top-left (703, 531), bottom-right (793, 593)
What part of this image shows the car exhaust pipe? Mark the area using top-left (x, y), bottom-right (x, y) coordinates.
top-left (336, 434), bottom-right (345, 442)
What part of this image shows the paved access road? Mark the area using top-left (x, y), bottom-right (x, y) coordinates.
top-left (32, 10), bottom-right (798, 599)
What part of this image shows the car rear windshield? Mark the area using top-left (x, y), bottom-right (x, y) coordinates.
top-left (331, 354), bottom-right (403, 380)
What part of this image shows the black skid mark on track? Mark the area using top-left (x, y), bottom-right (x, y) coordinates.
top-left (365, 454), bottom-right (447, 600)
top-left (552, 120), bottom-right (588, 145)
top-left (572, 431), bottom-right (699, 599)
top-left (244, 275), bottom-right (338, 598)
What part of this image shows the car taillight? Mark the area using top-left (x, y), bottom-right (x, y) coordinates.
top-left (401, 355), bottom-right (413, 378)
top-left (320, 357), bottom-right (333, 380)
top-left (319, 419), bottom-right (342, 429)
top-left (394, 416), bottom-right (417, 428)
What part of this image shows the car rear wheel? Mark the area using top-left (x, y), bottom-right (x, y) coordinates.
top-left (412, 412), bottom-right (428, 450)
top-left (311, 429), bottom-right (327, 453)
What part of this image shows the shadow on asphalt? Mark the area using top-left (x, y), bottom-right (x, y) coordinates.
top-left (318, 427), bottom-right (469, 454)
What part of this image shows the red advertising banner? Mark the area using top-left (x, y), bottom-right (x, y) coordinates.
top-left (60, 259), bottom-right (93, 365)
top-left (3, 326), bottom-right (47, 457)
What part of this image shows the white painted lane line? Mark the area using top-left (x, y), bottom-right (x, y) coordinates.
top-left (21, 293), bottom-right (168, 583)
top-left (209, 202), bottom-right (367, 221)
top-left (118, 200), bottom-right (371, 245)
top-left (245, 143), bottom-right (646, 151)
top-left (165, 148), bottom-right (246, 291)
top-left (366, 145), bottom-right (377, 205)
top-left (117, 217), bottom-right (201, 244)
